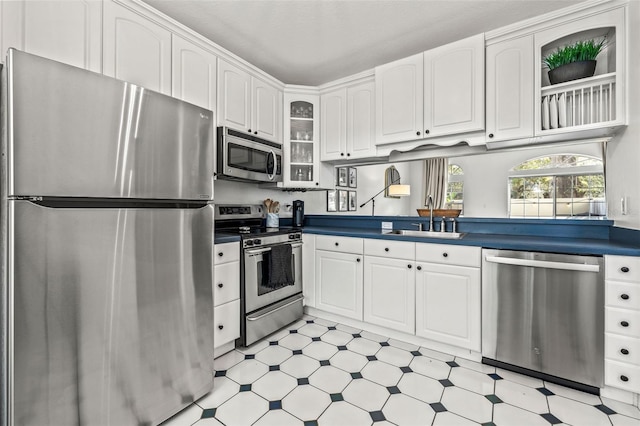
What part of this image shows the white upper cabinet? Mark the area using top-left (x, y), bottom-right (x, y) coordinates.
top-left (103, 0), bottom-right (172, 94)
top-left (171, 35), bottom-right (217, 111)
top-left (486, 35), bottom-right (535, 142)
top-left (347, 81), bottom-right (376, 159)
top-left (375, 53), bottom-right (424, 145)
top-left (320, 88), bottom-right (347, 160)
top-left (218, 58), bottom-right (281, 143)
top-left (423, 33), bottom-right (485, 138)
top-left (1, 0), bottom-right (101, 72)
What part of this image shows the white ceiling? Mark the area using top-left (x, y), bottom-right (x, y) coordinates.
top-left (142, 0), bottom-right (587, 86)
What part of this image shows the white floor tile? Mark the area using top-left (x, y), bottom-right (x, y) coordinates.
top-left (495, 378), bottom-right (549, 414)
top-left (225, 359), bottom-right (269, 384)
top-left (610, 413), bottom-right (640, 426)
top-left (253, 409), bottom-right (302, 426)
top-left (309, 365), bottom-right (352, 393)
top-left (302, 341), bottom-right (339, 360)
top-left (237, 339), bottom-right (270, 355)
top-left (196, 377), bottom-right (238, 409)
top-left (432, 411), bottom-right (478, 426)
top-left (361, 360), bottom-right (403, 387)
top-left (268, 327), bottom-right (294, 341)
top-left (493, 402), bottom-right (550, 426)
top-left (297, 323), bottom-right (329, 338)
top-left (601, 397), bottom-right (640, 419)
top-left (360, 330), bottom-right (390, 342)
top-left (418, 347), bottom-right (455, 362)
top-left (454, 358), bottom-right (495, 374)
top-left (409, 356), bottom-right (451, 380)
top-left (254, 345), bottom-right (293, 365)
top-left (289, 319), bottom-right (310, 329)
top-left (388, 338), bottom-right (420, 352)
top-left (191, 418), bottom-right (224, 426)
top-left (281, 385), bottom-right (331, 421)
top-left (441, 386), bottom-right (493, 423)
top-left (317, 401), bottom-right (371, 426)
top-left (313, 317), bottom-right (338, 327)
top-left (376, 345), bottom-right (414, 367)
top-left (252, 371), bottom-right (298, 401)
top-left (335, 323), bottom-right (361, 334)
top-left (161, 403), bottom-right (203, 426)
top-left (329, 350), bottom-right (369, 372)
top-left (213, 350), bottom-right (245, 371)
top-left (278, 333), bottom-right (313, 350)
top-left (544, 382), bottom-right (602, 405)
top-left (397, 372), bottom-right (444, 403)
top-left (342, 378), bottom-right (390, 411)
top-left (280, 354), bottom-right (320, 378)
top-left (547, 395), bottom-right (611, 426)
top-left (448, 366), bottom-right (495, 395)
top-left (215, 392), bottom-right (269, 426)
top-left (382, 394), bottom-right (435, 426)
top-left (346, 337), bottom-right (382, 356)
top-left (321, 329), bottom-right (354, 346)
top-left (495, 368), bottom-right (544, 388)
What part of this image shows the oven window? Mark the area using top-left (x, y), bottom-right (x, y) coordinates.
top-left (257, 250), bottom-right (295, 295)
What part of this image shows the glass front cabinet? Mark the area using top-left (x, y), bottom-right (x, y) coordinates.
top-left (283, 93), bottom-right (322, 188)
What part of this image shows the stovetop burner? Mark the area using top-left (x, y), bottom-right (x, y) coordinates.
top-left (215, 204), bottom-right (301, 247)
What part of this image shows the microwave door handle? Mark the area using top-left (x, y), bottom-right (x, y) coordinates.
top-left (266, 150), bottom-right (275, 181)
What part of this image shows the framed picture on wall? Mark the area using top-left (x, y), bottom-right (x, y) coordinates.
top-left (326, 190), bottom-right (337, 212)
top-left (338, 190), bottom-right (348, 211)
top-left (348, 191), bottom-right (357, 211)
top-left (348, 167), bottom-right (357, 188)
top-left (336, 167), bottom-right (348, 187)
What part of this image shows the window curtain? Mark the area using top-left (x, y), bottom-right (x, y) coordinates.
top-left (423, 158), bottom-right (448, 208)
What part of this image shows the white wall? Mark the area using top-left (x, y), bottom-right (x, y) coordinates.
top-left (214, 180), bottom-right (300, 217)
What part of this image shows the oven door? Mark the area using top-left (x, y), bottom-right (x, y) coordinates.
top-left (244, 242), bottom-right (302, 313)
top-left (221, 133), bottom-right (282, 182)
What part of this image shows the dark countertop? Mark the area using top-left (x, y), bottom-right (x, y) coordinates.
top-left (300, 226), bottom-right (640, 257)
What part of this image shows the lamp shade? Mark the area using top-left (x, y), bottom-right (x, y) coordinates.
top-left (388, 184), bottom-right (411, 197)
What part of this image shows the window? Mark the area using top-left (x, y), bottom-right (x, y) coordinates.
top-left (446, 164), bottom-right (463, 212)
top-left (509, 155), bottom-right (605, 218)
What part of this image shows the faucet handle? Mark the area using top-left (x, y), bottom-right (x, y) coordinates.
top-left (440, 217), bottom-right (446, 232)
top-left (450, 218), bottom-right (457, 233)
top-left (411, 222), bottom-right (424, 231)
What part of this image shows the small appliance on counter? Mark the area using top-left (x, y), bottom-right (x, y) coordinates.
top-left (293, 200), bottom-right (305, 227)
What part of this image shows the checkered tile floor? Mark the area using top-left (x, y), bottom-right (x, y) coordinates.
top-left (162, 315), bottom-right (640, 426)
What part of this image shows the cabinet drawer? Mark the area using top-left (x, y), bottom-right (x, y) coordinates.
top-left (606, 307), bottom-right (640, 338)
top-left (364, 239), bottom-right (415, 260)
top-left (415, 243), bottom-right (481, 267)
top-left (214, 299), bottom-right (240, 350)
top-left (606, 333), bottom-right (640, 365)
top-left (214, 242), bottom-right (240, 265)
top-left (606, 256), bottom-right (640, 282)
top-left (605, 359), bottom-right (640, 393)
top-left (316, 235), bottom-right (363, 254)
top-left (606, 281), bottom-right (640, 311)
top-left (214, 261), bottom-right (240, 306)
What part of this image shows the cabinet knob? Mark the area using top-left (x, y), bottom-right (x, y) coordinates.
top-left (315, 182), bottom-right (319, 186)
top-left (218, 325), bottom-right (224, 330)
top-left (218, 283), bottom-right (224, 288)
top-left (384, 248), bottom-right (389, 252)
top-left (425, 129), bottom-right (430, 134)
top-left (621, 294), bottom-right (630, 300)
top-left (254, 131), bottom-right (258, 135)
top-left (416, 131), bottom-right (421, 136)
top-left (442, 252), bottom-right (448, 258)
top-left (417, 265), bottom-right (422, 271)
top-left (408, 264), bottom-right (412, 269)
top-left (347, 153), bottom-right (351, 157)
top-left (620, 375), bottom-right (629, 382)
top-left (621, 321), bottom-right (629, 327)
top-left (218, 252), bottom-right (223, 257)
top-left (341, 153), bottom-right (345, 156)
top-left (488, 133), bottom-right (494, 138)
top-left (335, 242), bottom-right (339, 246)
top-left (621, 348), bottom-right (630, 355)
top-left (356, 258), bottom-right (361, 262)
top-left (248, 129), bottom-right (252, 133)
top-left (621, 266), bottom-right (630, 273)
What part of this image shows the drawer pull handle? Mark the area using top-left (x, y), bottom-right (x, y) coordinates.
top-left (621, 321), bottom-right (629, 327)
top-left (621, 266), bottom-right (630, 273)
top-left (385, 248), bottom-right (389, 252)
top-left (417, 266), bottom-right (422, 271)
top-left (218, 252), bottom-right (223, 257)
top-left (335, 242), bottom-right (339, 246)
top-left (218, 325), bottom-right (224, 330)
top-left (408, 264), bottom-right (412, 269)
top-left (621, 294), bottom-right (629, 300)
top-left (620, 375), bottom-right (629, 382)
top-left (621, 348), bottom-right (630, 355)
top-left (218, 283), bottom-right (224, 288)
top-left (442, 253), bottom-right (448, 258)
top-left (356, 258), bottom-right (361, 263)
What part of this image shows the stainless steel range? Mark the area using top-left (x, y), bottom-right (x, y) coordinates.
top-left (215, 205), bottom-right (303, 346)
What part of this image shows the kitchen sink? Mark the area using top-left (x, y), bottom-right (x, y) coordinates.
top-left (386, 230), bottom-right (466, 239)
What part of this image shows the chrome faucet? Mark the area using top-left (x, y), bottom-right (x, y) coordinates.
top-left (426, 195), bottom-right (435, 231)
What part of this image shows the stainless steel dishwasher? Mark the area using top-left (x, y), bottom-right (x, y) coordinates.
top-left (482, 249), bottom-right (604, 393)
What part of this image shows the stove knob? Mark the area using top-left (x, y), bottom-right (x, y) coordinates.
top-left (254, 239), bottom-right (262, 245)
top-left (245, 240), bottom-right (254, 247)
top-left (289, 234), bottom-right (295, 239)
top-left (296, 233), bottom-right (302, 239)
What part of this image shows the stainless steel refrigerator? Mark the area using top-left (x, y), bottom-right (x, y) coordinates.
top-left (1, 49), bottom-right (215, 426)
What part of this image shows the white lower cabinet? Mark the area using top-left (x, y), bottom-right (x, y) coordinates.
top-left (315, 236), bottom-right (363, 320)
top-left (214, 299), bottom-right (240, 354)
top-left (213, 242), bottom-right (240, 356)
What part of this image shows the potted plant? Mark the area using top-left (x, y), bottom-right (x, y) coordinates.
top-left (544, 38), bottom-right (606, 85)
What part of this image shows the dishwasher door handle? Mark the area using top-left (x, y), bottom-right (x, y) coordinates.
top-left (485, 255), bottom-right (600, 273)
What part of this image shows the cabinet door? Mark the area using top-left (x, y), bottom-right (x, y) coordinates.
top-left (320, 88), bottom-right (347, 161)
top-left (172, 35), bottom-right (217, 111)
top-left (375, 53), bottom-right (424, 145)
top-left (486, 35), bottom-right (534, 142)
top-left (103, 0), bottom-right (171, 94)
top-left (415, 262), bottom-right (481, 351)
top-left (315, 250), bottom-right (363, 320)
top-left (217, 58), bottom-right (251, 133)
top-left (302, 234), bottom-right (316, 308)
top-left (252, 77), bottom-right (281, 143)
top-left (364, 256), bottom-right (415, 334)
top-left (347, 81), bottom-right (376, 159)
top-left (1, 0), bottom-right (101, 72)
top-left (423, 33), bottom-right (484, 138)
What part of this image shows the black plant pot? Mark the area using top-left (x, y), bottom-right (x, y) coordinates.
top-left (548, 60), bottom-right (597, 85)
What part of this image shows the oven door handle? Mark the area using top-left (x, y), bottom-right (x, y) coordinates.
top-left (245, 247), bottom-right (272, 256)
top-left (291, 243), bottom-right (303, 249)
top-left (246, 295), bottom-right (304, 321)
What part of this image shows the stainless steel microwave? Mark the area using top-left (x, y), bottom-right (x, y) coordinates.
top-left (216, 127), bottom-right (282, 183)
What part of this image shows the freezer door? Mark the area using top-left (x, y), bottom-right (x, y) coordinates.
top-left (6, 49), bottom-right (213, 200)
top-left (7, 201), bottom-right (214, 426)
